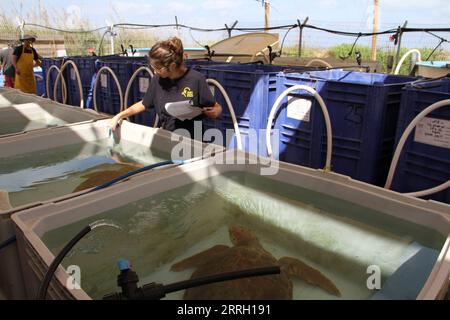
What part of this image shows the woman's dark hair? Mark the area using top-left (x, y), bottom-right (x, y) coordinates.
top-left (149, 37), bottom-right (184, 68)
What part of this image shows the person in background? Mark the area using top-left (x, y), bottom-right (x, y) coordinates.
top-left (109, 37), bottom-right (221, 141)
top-left (12, 34), bottom-right (42, 94)
top-left (87, 47), bottom-right (97, 57)
top-left (0, 40), bottom-right (17, 88)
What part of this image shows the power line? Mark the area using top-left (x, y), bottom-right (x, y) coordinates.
top-left (20, 21), bottom-right (450, 37)
top-left (24, 23), bottom-right (107, 34)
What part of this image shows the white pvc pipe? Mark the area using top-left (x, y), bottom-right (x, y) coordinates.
top-left (393, 49), bottom-right (422, 75)
top-left (405, 180), bottom-right (450, 198)
top-left (206, 78), bottom-right (243, 151)
top-left (123, 66), bottom-right (158, 127)
top-left (305, 59), bottom-right (333, 68)
top-left (46, 65), bottom-right (66, 101)
top-left (93, 66), bottom-right (124, 113)
top-left (54, 60), bottom-right (84, 108)
top-left (266, 85), bottom-right (333, 171)
top-left (385, 99), bottom-right (450, 198)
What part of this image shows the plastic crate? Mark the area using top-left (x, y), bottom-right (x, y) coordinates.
top-left (65, 55), bottom-right (130, 108)
top-left (193, 64), bottom-right (309, 152)
top-left (95, 57), bottom-right (146, 115)
top-left (63, 56), bottom-right (98, 107)
top-left (34, 68), bottom-right (45, 97)
top-left (126, 61), bottom-right (156, 127)
top-left (392, 79), bottom-right (450, 204)
top-left (41, 58), bottom-right (64, 101)
top-left (272, 70), bottom-right (415, 186)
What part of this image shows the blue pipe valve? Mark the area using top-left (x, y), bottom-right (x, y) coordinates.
top-left (117, 259), bottom-right (131, 271)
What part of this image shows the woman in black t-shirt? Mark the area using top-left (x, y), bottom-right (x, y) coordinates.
top-left (110, 37), bottom-right (222, 140)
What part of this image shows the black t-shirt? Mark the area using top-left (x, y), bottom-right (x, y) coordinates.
top-left (142, 68), bottom-right (215, 135)
top-left (13, 45), bottom-right (39, 63)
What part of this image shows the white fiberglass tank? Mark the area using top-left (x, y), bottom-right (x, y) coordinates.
top-left (0, 89), bottom-right (105, 137)
top-left (10, 150), bottom-right (450, 300)
top-left (0, 119), bottom-right (223, 299)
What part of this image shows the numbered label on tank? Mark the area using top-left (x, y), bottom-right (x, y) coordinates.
top-left (139, 77), bottom-right (149, 93)
top-left (414, 117), bottom-right (450, 149)
top-left (100, 74), bottom-right (108, 88)
top-left (287, 96), bottom-right (312, 122)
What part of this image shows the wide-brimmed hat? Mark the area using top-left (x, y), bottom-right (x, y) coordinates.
top-left (20, 34), bottom-right (37, 41)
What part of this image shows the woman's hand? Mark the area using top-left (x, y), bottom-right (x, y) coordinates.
top-left (203, 103), bottom-right (222, 119)
top-left (109, 114), bottom-right (122, 132)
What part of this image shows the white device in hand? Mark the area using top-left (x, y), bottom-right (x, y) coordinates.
top-left (165, 100), bottom-right (203, 121)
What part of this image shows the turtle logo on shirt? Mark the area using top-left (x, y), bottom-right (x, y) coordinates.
top-left (181, 87), bottom-right (194, 98)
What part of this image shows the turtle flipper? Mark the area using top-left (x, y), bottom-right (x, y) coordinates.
top-left (170, 245), bottom-right (229, 272)
top-left (73, 170), bottom-right (121, 192)
top-left (73, 164), bottom-right (139, 192)
top-left (279, 257), bottom-right (341, 297)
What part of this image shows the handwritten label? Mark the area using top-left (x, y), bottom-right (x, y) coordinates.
top-left (414, 117), bottom-right (450, 149)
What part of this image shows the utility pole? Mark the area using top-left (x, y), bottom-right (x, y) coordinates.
top-left (264, 0), bottom-right (270, 32)
top-left (298, 17), bottom-right (309, 58)
top-left (371, 0), bottom-right (379, 61)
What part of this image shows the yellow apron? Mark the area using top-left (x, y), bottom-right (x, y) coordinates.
top-left (15, 46), bottom-right (37, 94)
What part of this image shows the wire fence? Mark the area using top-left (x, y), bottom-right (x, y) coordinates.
top-left (1, 18), bottom-right (449, 73)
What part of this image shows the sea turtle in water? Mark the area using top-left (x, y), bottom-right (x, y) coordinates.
top-left (170, 225), bottom-right (341, 300)
top-left (73, 163), bottom-right (141, 192)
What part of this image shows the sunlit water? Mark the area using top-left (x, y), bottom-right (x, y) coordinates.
top-left (0, 139), bottom-right (170, 208)
top-left (41, 172), bottom-right (446, 300)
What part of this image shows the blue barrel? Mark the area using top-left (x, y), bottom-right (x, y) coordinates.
top-left (392, 79), bottom-right (450, 204)
top-left (192, 63), bottom-right (310, 152)
top-left (272, 70), bottom-right (415, 186)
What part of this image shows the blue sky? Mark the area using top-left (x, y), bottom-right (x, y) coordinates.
top-left (3, 0), bottom-right (450, 27)
top-left (1, 0), bottom-right (449, 48)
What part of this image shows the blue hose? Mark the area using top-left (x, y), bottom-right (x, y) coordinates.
top-left (0, 235), bottom-right (17, 251)
top-left (86, 159), bottom-right (184, 193)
